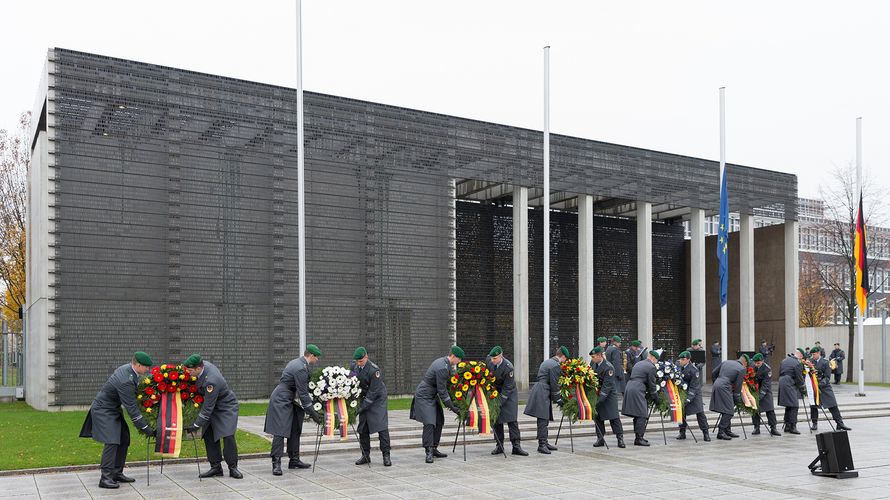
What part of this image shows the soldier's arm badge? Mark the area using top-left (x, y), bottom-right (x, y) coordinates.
top-left (375, 371), bottom-right (381, 378)
top-left (608, 370), bottom-right (614, 377)
top-left (206, 385), bottom-right (214, 393)
top-left (509, 371), bottom-right (514, 378)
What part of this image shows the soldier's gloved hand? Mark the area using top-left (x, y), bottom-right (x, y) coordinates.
top-left (685, 398), bottom-right (692, 405)
top-left (185, 423), bottom-right (201, 434)
top-left (733, 394), bottom-right (742, 406)
top-left (555, 398), bottom-right (564, 407)
top-left (140, 425), bottom-right (155, 437)
top-left (308, 408), bottom-right (324, 425)
top-left (449, 405), bottom-right (460, 415)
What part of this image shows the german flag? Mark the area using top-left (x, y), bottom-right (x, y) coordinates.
top-left (854, 193), bottom-right (870, 315)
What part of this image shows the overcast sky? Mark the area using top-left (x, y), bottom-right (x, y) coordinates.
top-left (2, 1), bottom-right (888, 199)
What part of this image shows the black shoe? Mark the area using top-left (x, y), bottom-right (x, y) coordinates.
top-left (675, 432), bottom-right (686, 440)
top-left (702, 430), bottom-right (711, 442)
top-left (382, 452), bottom-right (392, 466)
top-left (288, 459), bottom-right (311, 470)
top-left (355, 455), bottom-right (371, 466)
top-left (491, 445), bottom-right (504, 455)
top-left (431, 448), bottom-right (447, 458)
top-left (770, 427), bottom-right (782, 436)
top-left (536, 443), bottom-right (551, 454)
top-left (616, 435), bottom-right (626, 448)
top-left (810, 423), bottom-right (818, 431)
top-left (726, 430), bottom-right (740, 438)
top-left (425, 448), bottom-right (434, 463)
top-left (837, 423), bottom-right (852, 431)
top-left (717, 431), bottom-right (732, 440)
top-left (199, 464), bottom-right (224, 478)
top-left (272, 458), bottom-right (283, 476)
top-left (229, 467), bottom-right (243, 479)
top-left (752, 427), bottom-right (760, 435)
top-left (512, 446), bottom-right (528, 456)
top-left (633, 437), bottom-right (650, 447)
top-left (788, 425), bottom-right (801, 435)
top-left (593, 437), bottom-right (605, 447)
top-left (99, 472), bottom-right (119, 489)
top-left (545, 442), bottom-right (558, 451)
top-left (113, 473), bottom-right (135, 483)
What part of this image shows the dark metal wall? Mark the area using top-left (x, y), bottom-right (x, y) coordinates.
top-left (44, 49), bottom-right (792, 403)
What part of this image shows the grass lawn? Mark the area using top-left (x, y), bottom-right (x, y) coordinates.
top-left (0, 402), bottom-right (269, 471)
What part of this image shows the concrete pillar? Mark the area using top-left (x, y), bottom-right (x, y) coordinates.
top-left (690, 208), bottom-right (706, 370)
top-left (740, 213), bottom-right (755, 351)
top-left (513, 187), bottom-right (529, 389)
top-left (637, 202), bottom-right (653, 348)
top-left (578, 195), bottom-right (594, 358)
top-left (784, 221), bottom-right (800, 350)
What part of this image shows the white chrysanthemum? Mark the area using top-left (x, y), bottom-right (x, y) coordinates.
top-left (660, 381), bottom-right (666, 387)
top-left (313, 388), bottom-right (321, 396)
top-left (656, 371), bottom-right (664, 377)
top-left (313, 402), bottom-right (322, 411)
top-left (682, 384), bottom-right (688, 390)
top-left (309, 382), bottom-right (316, 389)
top-left (349, 400), bottom-right (357, 408)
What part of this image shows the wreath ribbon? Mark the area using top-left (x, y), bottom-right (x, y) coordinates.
top-left (323, 398), bottom-right (349, 440)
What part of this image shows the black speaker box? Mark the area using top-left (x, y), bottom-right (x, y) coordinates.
top-left (810, 431), bottom-right (858, 478)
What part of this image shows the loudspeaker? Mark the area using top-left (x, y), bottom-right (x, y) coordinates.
top-left (810, 431), bottom-right (858, 478)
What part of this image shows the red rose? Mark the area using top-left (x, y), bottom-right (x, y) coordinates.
top-left (143, 400), bottom-right (152, 408)
top-left (151, 367), bottom-right (161, 375)
top-left (189, 385), bottom-right (198, 393)
top-left (169, 371), bottom-right (179, 380)
top-left (145, 387), bottom-right (155, 395)
top-left (181, 392), bottom-right (190, 400)
top-left (158, 382), bottom-right (167, 392)
top-left (153, 374), bottom-right (163, 382)
top-left (194, 395), bottom-right (204, 404)
top-left (167, 384), bottom-right (176, 393)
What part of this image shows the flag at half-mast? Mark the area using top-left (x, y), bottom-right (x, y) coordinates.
top-left (717, 168), bottom-right (729, 307)
top-left (854, 192), bottom-right (870, 315)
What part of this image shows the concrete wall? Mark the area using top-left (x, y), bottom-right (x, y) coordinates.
top-left (799, 325), bottom-right (890, 384)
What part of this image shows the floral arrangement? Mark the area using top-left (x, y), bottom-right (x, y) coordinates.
top-left (737, 366), bottom-right (761, 416)
top-left (448, 360), bottom-right (501, 433)
top-left (136, 364), bottom-right (201, 427)
top-left (650, 361), bottom-right (687, 422)
top-left (309, 366), bottom-right (363, 439)
top-left (557, 358), bottom-right (599, 423)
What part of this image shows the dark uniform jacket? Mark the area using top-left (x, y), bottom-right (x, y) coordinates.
top-left (486, 356), bottom-right (518, 424)
top-left (194, 361), bottom-right (239, 441)
top-left (621, 359), bottom-right (657, 418)
top-left (592, 359), bottom-right (619, 421)
top-left (605, 345), bottom-right (625, 392)
top-left (624, 347), bottom-right (644, 379)
top-left (813, 357), bottom-right (838, 409)
top-left (830, 348), bottom-right (845, 374)
top-left (690, 346), bottom-right (706, 374)
top-left (754, 362), bottom-right (775, 413)
top-left (709, 360), bottom-right (745, 416)
top-left (680, 361), bottom-right (704, 415)
top-left (411, 357), bottom-right (457, 425)
top-left (778, 356), bottom-right (804, 408)
top-left (523, 356), bottom-right (561, 420)
top-left (351, 360), bottom-right (389, 434)
top-left (264, 357), bottom-right (313, 437)
top-left (79, 364), bottom-right (149, 445)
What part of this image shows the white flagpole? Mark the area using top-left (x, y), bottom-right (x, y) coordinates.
top-left (543, 46), bottom-right (551, 360)
top-left (296, 0), bottom-right (307, 354)
top-left (720, 87), bottom-right (728, 363)
top-left (856, 117), bottom-right (865, 396)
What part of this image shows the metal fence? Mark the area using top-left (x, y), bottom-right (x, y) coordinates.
top-left (1, 325), bottom-right (24, 391)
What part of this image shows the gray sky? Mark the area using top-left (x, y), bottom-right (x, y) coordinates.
top-left (2, 0), bottom-right (888, 199)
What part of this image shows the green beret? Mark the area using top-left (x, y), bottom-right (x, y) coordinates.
top-left (353, 347), bottom-right (367, 360)
top-left (306, 344), bottom-right (322, 357)
top-left (678, 351), bottom-right (691, 359)
top-left (611, 335), bottom-right (622, 342)
top-left (796, 348), bottom-right (807, 357)
top-left (134, 351), bottom-right (153, 367)
top-left (597, 337), bottom-right (607, 343)
top-left (810, 347), bottom-right (821, 354)
top-left (451, 345), bottom-right (465, 359)
top-left (590, 346), bottom-right (603, 355)
top-left (488, 346), bottom-right (503, 357)
top-left (740, 353), bottom-right (751, 363)
top-left (183, 354), bottom-right (202, 368)
top-left (631, 340), bottom-right (641, 347)
top-left (692, 339), bottom-right (702, 346)
top-left (752, 353), bottom-right (764, 361)
top-left (649, 349), bottom-right (662, 359)
top-left (559, 346), bottom-right (570, 358)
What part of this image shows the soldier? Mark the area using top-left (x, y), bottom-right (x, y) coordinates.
top-left (79, 352), bottom-right (155, 489)
top-left (605, 336), bottom-right (625, 393)
top-left (486, 346), bottom-right (527, 456)
top-left (625, 340), bottom-right (643, 378)
top-left (523, 346), bottom-right (569, 454)
top-left (813, 341), bottom-right (826, 358)
top-left (710, 354), bottom-right (748, 440)
top-left (621, 349), bottom-right (658, 446)
top-left (690, 339), bottom-right (706, 374)
top-left (759, 339), bottom-right (773, 366)
top-left (265, 344), bottom-right (324, 476)
top-left (589, 346), bottom-right (625, 448)
top-left (597, 336), bottom-right (608, 351)
top-left (710, 341), bottom-right (722, 375)
top-left (809, 347), bottom-right (852, 431)
top-left (778, 348), bottom-right (806, 434)
top-left (749, 353), bottom-right (780, 436)
top-left (676, 351), bottom-right (710, 442)
top-left (182, 354), bottom-right (242, 479)
top-left (411, 345), bottom-right (464, 463)
top-left (350, 347), bottom-right (392, 466)
top-left (829, 342), bottom-right (845, 385)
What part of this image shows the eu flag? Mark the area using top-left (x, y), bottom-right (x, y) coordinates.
top-left (717, 168), bottom-right (729, 307)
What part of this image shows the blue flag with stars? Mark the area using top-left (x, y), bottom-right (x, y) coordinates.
top-left (717, 168), bottom-right (729, 307)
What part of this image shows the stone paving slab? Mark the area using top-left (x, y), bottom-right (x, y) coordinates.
top-left (3, 415), bottom-right (890, 499)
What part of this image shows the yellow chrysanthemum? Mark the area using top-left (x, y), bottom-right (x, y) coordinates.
top-left (470, 379), bottom-right (477, 386)
top-left (194, 403), bottom-right (200, 408)
top-left (161, 364), bottom-right (167, 370)
top-left (463, 372), bottom-right (472, 380)
top-left (451, 376), bottom-right (458, 384)
top-left (492, 390), bottom-right (499, 398)
top-left (462, 384), bottom-right (469, 391)
top-left (191, 376), bottom-right (197, 381)
top-left (180, 374), bottom-right (186, 380)
top-left (455, 391), bottom-right (463, 399)
top-left (143, 378), bottom-right (150, 385)
top-left (485, 385), bottom-right (491, 391)
top-left (473, 366), bottom-right (481, 373)
top-left (137, 395), bottom-right (143, 400)
top-left (146, 407), bottom-right (152, 413)
top-left (458, 362), bottom-right (466, 368)
top-left (163, 373), bottom-right (169, 379)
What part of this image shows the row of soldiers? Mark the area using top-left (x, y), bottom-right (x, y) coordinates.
top-left (81, 339), bottom-right (852, 488)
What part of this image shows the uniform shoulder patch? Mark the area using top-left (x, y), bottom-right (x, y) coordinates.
top-left (509, 371), bottom-right (514, 378)
top-left (695, 372), bottom-right (699, 378)
top-left (206, 384), bottom-right (214, 393)
top-left (375, 371), bottom-right (381, 378)
top-left (608, 370), bottom-right (614, 377)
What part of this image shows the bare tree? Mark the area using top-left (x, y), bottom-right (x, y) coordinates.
top-left (0, 112), bottom-right (29, 332)
top-left (799, 253), bottom-right (832, 327)
top-left (817, 163), bottom-right (888, 382)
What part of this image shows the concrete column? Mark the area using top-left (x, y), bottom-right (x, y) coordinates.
top-left (637, 202), bottom-right (653, 348)
top-left (578, 195), bottom-right (594, 358)
top-left (513, 186), bottom-right (529, 389)
top-left (740, 213), bottom-right (755, 351)
top-left (690, 208), bottom-right (706, 352)
top-left (784, 221), bottom-right (800, 350)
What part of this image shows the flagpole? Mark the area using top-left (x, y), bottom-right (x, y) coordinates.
top-left (856, 117), bottom-right (865, 397)
top-left (543, 45), bottom-right (551, 361)
top-left (720, 87), bottom-right (727, 363)
top-left (296, 0), bottom-right (307, 354)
